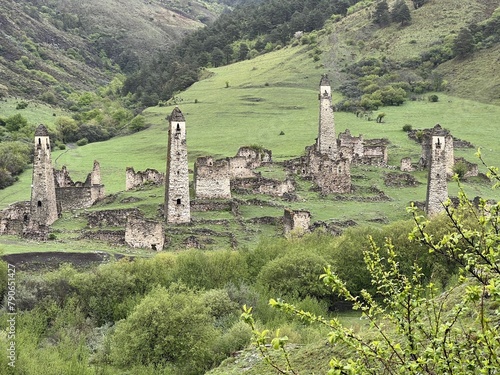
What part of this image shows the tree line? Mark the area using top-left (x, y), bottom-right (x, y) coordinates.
top-left (122, 0), bottom-right (363, 107)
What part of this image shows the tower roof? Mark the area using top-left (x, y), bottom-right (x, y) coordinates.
top-left (431, 124), bottom-right (448, 136)
top-left (35, 124), bottom-right (49, 136)
top-left (170, 106), bottom-right (185, 122)
top-left (320, 74), bottom-right (330, 86)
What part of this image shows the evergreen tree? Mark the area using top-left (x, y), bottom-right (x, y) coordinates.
top-left (391, 0), bottom-right (412, 26)
top-left (373, 0), bottom-right (390, 27)
top-left (453, 27), bottom-right (475, 58)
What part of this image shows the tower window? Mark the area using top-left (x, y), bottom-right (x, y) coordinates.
top-left (38, 138), bottom-right (41, 145)
top-left (176, 198), bottom-right (181, 205)
top-left (176, 124), bottom-right (181, 131)
top-left (37, 201), bottom-right (42, 207)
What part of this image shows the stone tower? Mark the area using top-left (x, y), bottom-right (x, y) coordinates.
top-left (317, 74), bottom-right (337, 157)
top-left (164, 107), bottom-right (190, 224)
top-left (29, 124), bottom-right (58, 228)
top-left (425, 125), bottom-right (448, 216)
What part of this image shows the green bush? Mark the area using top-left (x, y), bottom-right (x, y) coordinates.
top-left (453, 160), bottom-right (468, 179)
top-left (402, 124), bottom-right (413, 132)
top-left (111, 284), bottom-right (219, 374)
top-left (428, 94), bottom-right (439, 102)
top-left (76, 138), bottom-right (88, 146)
top-left (257, 252), bottom-right (332, 302)
top-left (16, 101), bottom-right (28, 109)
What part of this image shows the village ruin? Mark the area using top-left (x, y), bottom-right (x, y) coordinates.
top-left (0, 75), bottom-right (479, 248)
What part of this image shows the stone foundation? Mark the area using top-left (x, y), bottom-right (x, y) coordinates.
top-left (125, 215), bottom-right (165, 250)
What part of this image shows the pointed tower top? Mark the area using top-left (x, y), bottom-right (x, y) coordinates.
top-left (170, 106), bottom-right (185, 122)
top-left (320, 74), bottom-right (330, 86)
top-left (35, 124), bottom-right (49, 136)
top-left (432, 123), bottom-right (448, 136)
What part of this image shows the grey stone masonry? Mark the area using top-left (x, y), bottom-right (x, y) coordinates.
top-left (425, 126), bottom-right (449, 216)
top-left (125, 215), bottom-right (165, 250)
top-left (194, 156), bottom-right (231, 199)
top-left (420, 124), bottom-right (454, 177)
top-left (126, 167), bottom-right (165, 190)
top-left (29, 124), bottom-right (58, 228)
top-left (165, 107), bottom-right (191, 224)
top-left (317, 74), bottom-right (337, 157)
top-left (283, 208), bottom-right (311, 236)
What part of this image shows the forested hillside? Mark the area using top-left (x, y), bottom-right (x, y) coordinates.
top-left (0, 0), bottom-right (236, 101)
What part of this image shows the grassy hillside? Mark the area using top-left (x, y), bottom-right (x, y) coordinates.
top-left (1, 42), bottom-right (500, 254)
top-left (322, 0), bottom-right (500, 104)
top-left (1, 0), bottom-right (500, 254)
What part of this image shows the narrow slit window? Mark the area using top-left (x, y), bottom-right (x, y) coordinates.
top-left (176, 198), bottom-right (181, 205)
top-left (37, 201), bottom-right (42, 207)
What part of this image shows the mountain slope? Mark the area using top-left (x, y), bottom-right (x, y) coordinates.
top-left (0, 0), bottom-right (211, 101)
top-left (321, 0), bottom-right (500, 105)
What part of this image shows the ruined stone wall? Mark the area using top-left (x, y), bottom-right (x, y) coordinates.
top-left (338, 130), bottom-right (363, 163)
top-left (86, 208), bottom-right (141, 228)
top-left (400, 157), bottom-right (414, 172)
top-left (235, 146), bottom-right (272, 164)
top-left (126, 167), bottom-right (165, 191)
top-left (56, 187), bottom-right (103, 211)
top-left (425, 135), bottom-right (448, 216)
top-left (454, 157), bottom-right (479, 178)
top-left (363, 140), bottom-right (389, 166)
top-left (125, 216), bottom-right (165, 250)
top-left (194, 157), bottom-right (231, 199)
top-left (228, 146), bottom-right (272, 178)
top-left (231, 177), bottom-right (295, 197)
top-left (0, 202), bottom-right (30, 235)
top-left (303, 147), bottom-right (351, 194)
top-left (54, 161), bottom-right (105, 210)
top-left (283, 208), bottom-right (311, 236)
top-left (228, 157), bottom-right (256, 178)
top-left (80, 230), bottom-right (125, 245)
top-left (54, 166), bottom-right (73, 187)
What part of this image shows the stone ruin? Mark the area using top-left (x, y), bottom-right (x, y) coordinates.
top-left (164, 106), bottom-right (190, 224)
top-left (54, 160), bottom-right (105, 211)
top-left (425, 125), bottom-right (449, 216)
top-left (125, 215), bottom-right (165, 251)
top-left (126, 167), bottom-right (164, 190)
top-left (403, 124), bottom-right (478, 178)
top-left (194, 156), bottom-right (231, 199)
top-left (1, 76), bottom-right (475, 248)
top-left (338, 129), bottom-right (389, 166)
top-left (283, 208), bottom-right (311, 236)
top-left (0, 125), bottom-right (105, 239)
top-left (286, 75), bottom-right (388, 195)
top-left (193, 146), bottom-right (292, 199)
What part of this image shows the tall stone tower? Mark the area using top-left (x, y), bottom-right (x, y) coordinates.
top-left (317, 74), bottom-right (337, 157)
top-left (29, 124), bottom-right (58, 229)
top-left (425, 125), bottom-right (448, 216)
top-left (164, 107), bottom-right (190, 224)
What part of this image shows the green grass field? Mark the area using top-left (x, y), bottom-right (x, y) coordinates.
top-left (1, 43), bottom-right (500, 253)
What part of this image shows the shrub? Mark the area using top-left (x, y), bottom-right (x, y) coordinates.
top-left (453, 160), bottom-right (468, 179)
top-left (111, 285), bottom-right (219, 373)
top-left (402, 124), bottom-right (412, 132)
top-left (16, 101), bottom-right (28, 109)
top-left (428, 94), bottom-right (439, 102)
top-left (76, 138), bottom-right (88, 146)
